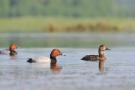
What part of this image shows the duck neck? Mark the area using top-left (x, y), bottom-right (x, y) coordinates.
top-left (98, 50), bottom-right (105, 58)
top-left (50, 55), bottom-right (57, 65)
top-left (9, 50), bottom-right (17, 56)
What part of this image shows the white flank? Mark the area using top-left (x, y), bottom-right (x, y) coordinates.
top-left (33, 56), bottom-right (51, 63)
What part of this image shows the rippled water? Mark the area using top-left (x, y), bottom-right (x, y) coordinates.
top-left (0, 47), bottom-right (135, 90)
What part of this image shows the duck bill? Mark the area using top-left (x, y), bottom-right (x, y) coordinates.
top-left (60, 53), bottom-right (66, 56)
top-left (106, 48), bottom-right (111, 50)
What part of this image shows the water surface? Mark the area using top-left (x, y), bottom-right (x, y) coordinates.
top-left (0, 47), bottom-right (135, 90)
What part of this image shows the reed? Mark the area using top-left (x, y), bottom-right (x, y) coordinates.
top-left (0, 17), bottom-right (135, 32)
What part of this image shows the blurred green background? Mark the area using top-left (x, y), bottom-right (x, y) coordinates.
top-left (0, 0), bottom-right (135, 48)
top-left (0, 0), bottom-right (135, 32)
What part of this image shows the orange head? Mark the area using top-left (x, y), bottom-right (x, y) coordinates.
top-left (50, 49), bottom-right (62, 58)
top-left (9, 43), bottom-right (17, 51)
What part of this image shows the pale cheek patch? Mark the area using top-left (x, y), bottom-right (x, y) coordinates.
top-left (100, 51), bottom-right (104, 55)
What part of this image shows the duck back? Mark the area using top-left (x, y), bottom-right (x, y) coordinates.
top-left (81, 55), bottom-right (99, 61)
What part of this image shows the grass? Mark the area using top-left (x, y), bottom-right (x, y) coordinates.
top-left (0, 17), bottom-right (135, 32)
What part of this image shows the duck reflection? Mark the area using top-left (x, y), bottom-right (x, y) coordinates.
top-left (50, 63), bottom-right (62, 73)
top-left (99, 59), bottom-right (105, 73)
top-left (10, 56), bottom-right (17, 60)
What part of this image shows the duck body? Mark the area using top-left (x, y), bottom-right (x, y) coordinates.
top-left (81, 44), bottom-right (110, 61)
top-left (0, 49), bottom-right (9, 55)
top-left (27, 56), bottom-right (51, 63)
top-left (81, 55), bottom-right (99, 61)
top-left (27, 49), bottom-right (62, 65)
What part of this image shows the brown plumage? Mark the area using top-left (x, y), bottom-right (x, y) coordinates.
top-left (81, 55), bottom-right (99, 61)
top-left (81, 44), bottom-right (110, 61)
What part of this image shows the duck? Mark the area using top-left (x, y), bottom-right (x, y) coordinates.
top-left (27, 49), bottom-right (63, 65)
top-left (0, 43), bottom-right (17, 56)
top-left (9, 43), bottom-right (17, 56)
top-left (81, 44), bottom-right (110, 61)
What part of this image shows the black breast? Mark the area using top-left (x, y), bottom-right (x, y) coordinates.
top-left (9, 51), bottom-right (17, 56)
top-left (81, 55), bottom-right (99, 61)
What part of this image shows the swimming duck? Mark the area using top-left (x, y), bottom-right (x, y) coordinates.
top-left (81, 44), bottom-right (110, 61)
top-left (0, 43), bottom-right (17, 56)
top-left (9, 43), bottom-right (17, 56)
top-left (27, 49), bottom-right (63, 65)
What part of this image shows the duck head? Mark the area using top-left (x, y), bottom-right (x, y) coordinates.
top-left (9, 43), bottom-right (17, 56)
top-left (50, 49), bottom-right (62, 58)
top-left (98, 44), bottom-right (110, 57)
top-left (50, 49), bottom-right (62, 65)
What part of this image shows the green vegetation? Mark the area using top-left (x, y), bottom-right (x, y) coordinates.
top-left (0, 0), bottom-right (134, 18)
top-left (0, 0), bottom-right (135, 32)
top-left (0, 17), bottom-right (135, 32)
top-left (0, 0), bottom-right (113, 18)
